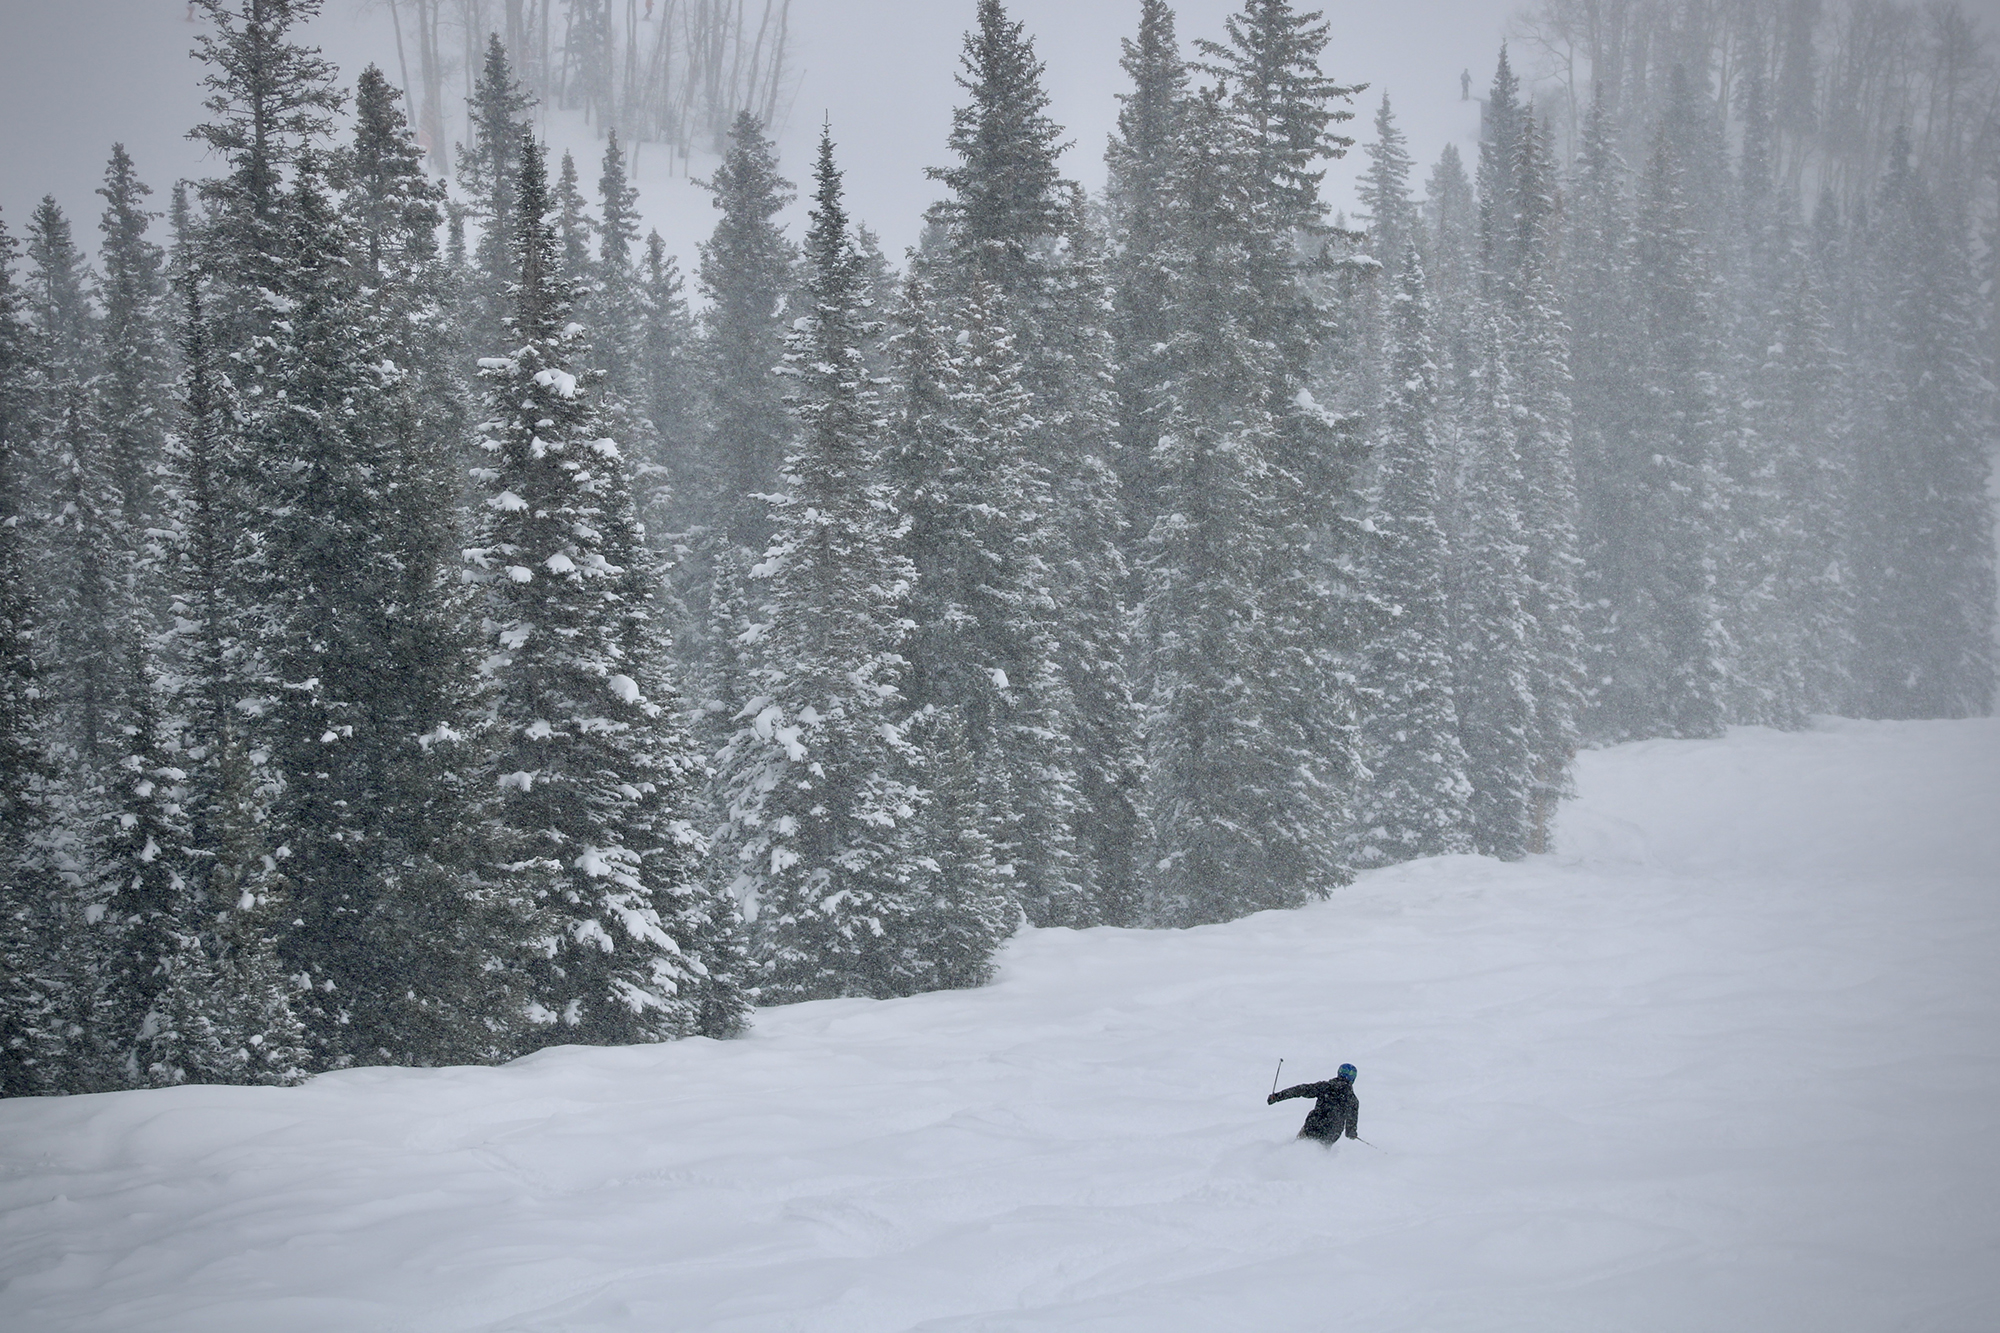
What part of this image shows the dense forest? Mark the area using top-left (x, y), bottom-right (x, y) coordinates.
top-left (0, 0), bottom-right (1991, 1096)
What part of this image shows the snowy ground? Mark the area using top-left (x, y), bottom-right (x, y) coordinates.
top-left (3, 718), bottom-right (1997, 1332)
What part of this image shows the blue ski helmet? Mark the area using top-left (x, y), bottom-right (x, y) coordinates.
top-left (1337, 1064), bottom-right (1358, 1082)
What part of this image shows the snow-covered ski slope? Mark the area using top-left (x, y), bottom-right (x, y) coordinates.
top-left (3, 718), bottom-right (1997, 1333)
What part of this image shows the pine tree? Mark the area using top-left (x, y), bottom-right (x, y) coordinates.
top-left (0, 207), bottom-right (63, 1097)
top-left (922, 0), bottom-right (1141, 927)
top-left (154, 87), bottom-right (314, 1086)
top-left (927, 0), bottom-right (1070, 293)
top-left (1451, 313), bottom-right (1537, 858)
top-left (23, 199), bottom-right (125, 770)
top-left (455, 35), bottom-right (537, 361)
top-left (591, 131), bottom-right (644, 403)
top-left (95, 145), bottom-right (170, 535)
top-left (1508, 114), bottom-right (1584, 851)
top-left (1760, 266), bottom-right (1856, 716)
top-left (634, 232), bottom-right (701, 536)
top-left (1105, 0), bottom-right (1186, 555)
top-left (1475, 46), bottom-right (1523, 285)
top-left (1137, 84), bottom-right (1346, 923)
top-left (186, 0), bottom-right (344, 340)
top-left (1424, 142), bottom-right (1477, 316)
top-left (716, 131), bottom-right (1002, 1001)
top-left (1358, 93), bottom-right (1418, 281)
top-left (1564, 84), bottom-right (1637, 741)
top-left (473, 135), bottom-right (745, 1046)
top-left (1610, 91), bottom-right (1729, 740)
top-left (554, 150), bottom-right (595, 286)
top-left (1849, 131), bottom-right (1996, 717)
top-left (697, 111), bottom-right (795, 553)
top-left (1351, 251), bottom-right (1473, 866)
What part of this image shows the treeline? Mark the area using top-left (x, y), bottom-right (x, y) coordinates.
top-left (1, 0), bottom-right (1992, 1097)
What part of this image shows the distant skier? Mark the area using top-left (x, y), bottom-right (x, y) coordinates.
top-left (1268, 1064), bottom-right (1359, 1144)
top-left (1461, 68), bottom-right (1473, 100)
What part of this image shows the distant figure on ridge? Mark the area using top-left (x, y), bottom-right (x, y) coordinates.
top-left (1461, 68), bottom-right (1473, 100)
top-left (1269, 1064), bottom-right (1360, 1144)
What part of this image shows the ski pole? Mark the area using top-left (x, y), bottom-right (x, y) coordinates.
top-left (1269, 1058), bottom-right (1284, 1096)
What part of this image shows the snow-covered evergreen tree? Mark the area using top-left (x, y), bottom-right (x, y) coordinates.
top-left (634, 231), bottom-right (701, 538)
top-left (717, 131), bottom-right (1005, 1001)
top-left (1105, 0), bottom-right (1186, 554)
top-left (697, 111), bottom-right (795, 553)
top-left (455, 34), bottom-right (536, 363)
top-left (1506, 114), bottom-right (1584, 852)
top-left (1137, 83), bottom-right (1348, 924)
top-left (472, 135), bottom-right (745, 1046)
top-left (1358, 94), bottom-right (1419, 284)
top-left (1613, 85), bottom-right (1729, 740)
top-left (1848, 131), bottom-right (1995, 718)
top-left (923, 0), bottom-right (1140, 927)
top-left (95, 145), bottom-right (170, 536)
top-left (187, 0), bottom-right (344, 343)
top-left (1451, 313), bottom-right (1538, 859)
top-left (1351, 249), bottom-right (1473, 866)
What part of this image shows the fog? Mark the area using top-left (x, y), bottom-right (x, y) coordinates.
top-left (0, 0), bottom-right (1521, 271)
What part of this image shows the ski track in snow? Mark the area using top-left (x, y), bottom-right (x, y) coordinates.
top-left (2, 718), bottom-right (1996, 1332)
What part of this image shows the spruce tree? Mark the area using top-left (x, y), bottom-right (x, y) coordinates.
top-left (1563, 84), bottom-right (1637, 741)
top-left (591, 131), bottom-right (644, 404)
top-left (1358, 93), bottom-right (1419, 281)
top-left (697, 111), bottom-right (796, 553)
top-left (473, 135), bottom-right (745, 1046)
top-left (1451, 313), bottom-right (1537, 859)
top-left (1760, 267), bottom-right (1856, 716)
top-left (1474, 46), bottom-right (1523, 285)
top-left (1508, 115), bottom-right (1584, 850)
top-left (1849, 132), bottom-right (1995, 717)
top-left (1612, 94), bottom-right (1729, 740)
top-left (95, 145), bottom-right (171, 535)
top-left (922, 0), bottom-right (1141, 927)
top-left (635, 231), bottom-right (701, 536)
top-left (554, 150), bottom-right (594, 286)
top-left (186, 0), bottom-right (344, 340)
top-left (455, 35), bottom-right (536, 361)
top-left (716, 131), bottom-right (1005, 1001)
top-left (23, 199), bottom-right (124, 769)
top-left (0, 209), bottom-right (61, 1097)
top-left (1105, 0), bottom-right (1186, 555)
top-left (1137, 84), bottom-right (1346, 923)
top-left (1351, 252), bottom-right (1473, 866)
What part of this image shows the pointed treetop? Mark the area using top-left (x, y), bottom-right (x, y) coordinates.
top-left (930, 0), bottom-right (1073, 264)
top-left (598, 130), bottom-right (641, 270)
top-left (1195, 0), bottom-right (1364, 230)
top-left (187, 0), bottom-right (344, 223)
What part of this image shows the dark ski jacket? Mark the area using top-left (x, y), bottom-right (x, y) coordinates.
top-left (1269, 1077), bottom-right (1358, 1143)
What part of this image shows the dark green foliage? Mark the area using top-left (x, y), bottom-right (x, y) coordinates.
top-left (455, 35), bottom-right (537, 361)
top-left (474, 136), bottom-right (746, 1046)
top-left (718, 132), bottom-right (1007, 1001)
top-left (697, 112), bottom-right (796, 553)
top-left (1105, 0), bottom-right (1186, 556)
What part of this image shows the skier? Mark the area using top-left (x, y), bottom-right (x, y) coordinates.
top-left (1268, 1064), bottom-right (1359, 1144)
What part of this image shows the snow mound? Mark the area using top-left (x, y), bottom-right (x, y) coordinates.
top-left (3, 718), bottom-right (1997, 1332)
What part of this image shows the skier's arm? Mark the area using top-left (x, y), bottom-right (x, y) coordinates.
top-left (1345, 1091), bottom-right (1360, 1139)
top-left (1268, 1081), bottom-right (1328, 1105)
